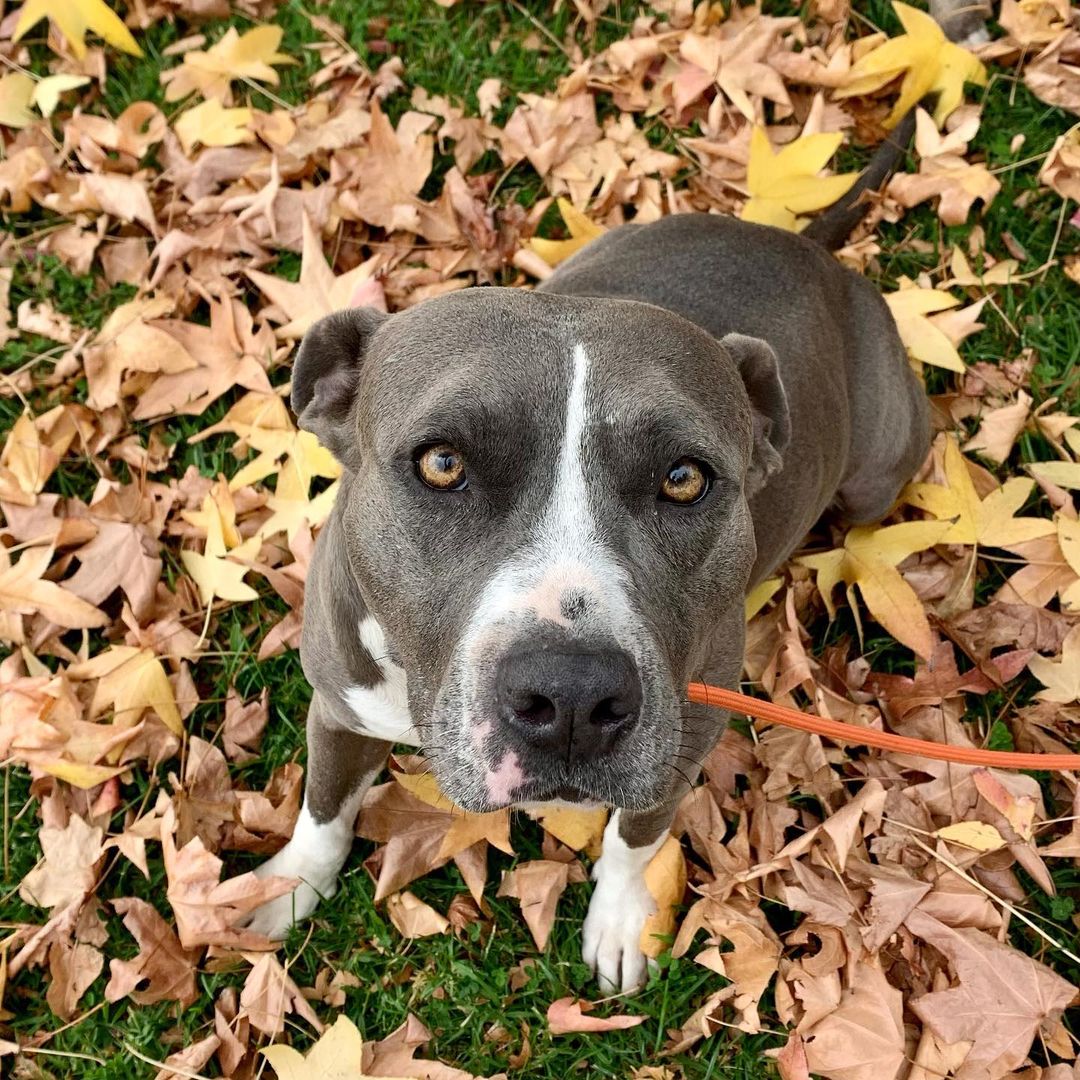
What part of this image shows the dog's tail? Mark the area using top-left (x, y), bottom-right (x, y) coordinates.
top-left (801, 110), bottom-right (916, 251)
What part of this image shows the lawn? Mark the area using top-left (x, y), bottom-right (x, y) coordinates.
top-left (2, 0), bottom-right (1079, 1078)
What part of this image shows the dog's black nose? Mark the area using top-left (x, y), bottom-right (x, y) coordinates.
top-left (496, 648), bottom-right (642, 759)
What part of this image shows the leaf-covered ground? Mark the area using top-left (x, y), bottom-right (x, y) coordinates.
top-left (2, 0), bottom-right (1080, 1078)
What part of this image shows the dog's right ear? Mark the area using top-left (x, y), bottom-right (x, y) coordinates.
top-left (291, 308), bottom-right (389, 469)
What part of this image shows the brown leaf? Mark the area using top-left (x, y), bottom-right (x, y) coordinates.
top-left (105, 897), bottom-right (200, 1007)
top-left (802, 962), bottom-right (905, 1080)
top-left (19, 814), bottom-right (104, 910)
top-left (546, 997), bottom-right (647, 1035)
top-left (239, 952), bottom-right (322, 1038)
top-left (496, 859), bottom-right (586, 950)
top-left (906, 909), bottom-right (1076, 1079)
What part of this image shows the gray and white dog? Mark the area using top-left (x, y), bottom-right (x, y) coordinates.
top-left (245, 127), bottom-right (930, 992)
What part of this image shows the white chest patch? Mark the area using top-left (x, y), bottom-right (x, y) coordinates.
top-left (342, 616), bottom-right (420, 746)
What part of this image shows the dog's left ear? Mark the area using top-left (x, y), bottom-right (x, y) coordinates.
top-left (721, 333), bottom-right (791, 496)
top-left (292, 308), bottom-right (390, 469)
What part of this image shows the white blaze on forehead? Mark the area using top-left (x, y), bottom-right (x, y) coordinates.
top-left (542, 341), bottom-right (598, 557)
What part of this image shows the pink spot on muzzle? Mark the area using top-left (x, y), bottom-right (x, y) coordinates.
top-left (485, 750), bottom-right (525, 805)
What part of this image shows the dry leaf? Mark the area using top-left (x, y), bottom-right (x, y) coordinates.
top-left (547, 997), bottom-right (646, 1035)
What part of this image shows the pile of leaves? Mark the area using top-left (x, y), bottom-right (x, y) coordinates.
top-left (1, 0), bottom-right (1079, 1076)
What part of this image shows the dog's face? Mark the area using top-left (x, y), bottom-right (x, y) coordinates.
top-left (294, 290), bottom-right (789, 812)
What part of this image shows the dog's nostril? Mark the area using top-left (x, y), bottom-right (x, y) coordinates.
top-left (590, 696), bottom-right (634, 727)
top-left (512, 693), bottom-right (557, 727)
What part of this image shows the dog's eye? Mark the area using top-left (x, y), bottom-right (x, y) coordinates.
top-left (659, 458), bottom-right (710, 505)
top-left (416, 443), bottom-right (467, 491)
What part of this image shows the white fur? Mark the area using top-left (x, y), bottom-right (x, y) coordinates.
top-left (246, 783), bottom-right (370, 939)
top-left (343, 616), bottom-right (419, 746)
top-left (582, 810), bottom-right (666, 992)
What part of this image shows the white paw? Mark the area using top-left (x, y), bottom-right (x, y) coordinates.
top-left (582, 864), bottom-right (656, 993)
top-left (244, 850), bottom-right (337, 939)
top-left (242, 806), bottom-right (352, 939)
top-left (958, 24), bottom-right (990, 47)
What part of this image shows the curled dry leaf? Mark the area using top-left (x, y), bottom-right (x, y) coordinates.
top-left (547, 997), bottom-right (647, 1035)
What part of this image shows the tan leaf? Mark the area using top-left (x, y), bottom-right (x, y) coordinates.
top-left (906, 909), bottom-right (1076, 1079)
top-left (497, 859), bottom-right (586, 950)
top-left (19, 814), bottom-right (104, 910)
top-left (386, 891), bottom-right (450, 939)
top-left (239, 952), bottom-right (322, 1038)
top-left (547, 997), bottom-right (646, 1035)
top-left (104, 897), bottom-right (200, 1006)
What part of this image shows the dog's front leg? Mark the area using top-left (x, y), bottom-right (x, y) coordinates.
top-left (583, 804), bottom-right (675, 993)
top-left (246, 693), bottom-right (390, 939)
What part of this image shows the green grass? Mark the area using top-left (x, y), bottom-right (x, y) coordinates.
top-left (3, 0), bottom-right (1080, 1076)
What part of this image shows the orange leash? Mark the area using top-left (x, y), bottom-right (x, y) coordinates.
top-left (688, 682), bottom-right (1080, 771)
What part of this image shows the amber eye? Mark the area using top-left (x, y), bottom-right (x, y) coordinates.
top-left (659, 458), bottom-right (710, 504)
top-left (416, 443), bottom-right (467, 491)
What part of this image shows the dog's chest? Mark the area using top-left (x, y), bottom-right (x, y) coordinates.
top-left (342, 616), bottom-right (421, 746)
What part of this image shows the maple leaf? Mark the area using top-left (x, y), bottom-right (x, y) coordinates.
top-left (835, 1), bottom-right (986, 127)
top-left (129, 299), bottom-right (275, 421)
top-left (68, 645), bottom-right (183, 736)
top-left (18, 815), bottom-right (104, 910)
top-left (180, 490), bottom-right (261, 607)
top-left (0, 405), bottom-right (82, 507)
top-left (905, 434), bottom-right (1056, 548)
top-left (798, 521), bottom-right (951, 658)
top-left (162, 25), bottom-right (295, 105)
top-left (1027, 625), bottom-right (1080, 704)
top-left (13, 0), bottom-right (142, 60)
top-left (240, 953), bottom-right (322, 1038)
top-left (641, 835), bottom-right (686, 957)
top-left (1028, 460), bottom-right (1080, 491)
top-left (529, 197), bottom-right (607, 267)
top-left (173, 99), bottom-right (254, 154)
top-left (884, 280), bottom-right (968, 372)
top-left (0, 543), bottom-right (108, 641)
top-left (386, 891), bottom-right (451, 938)
top-left (247, 212), bottom-right (386, 339)
top-left (82, 297), bottom-right (198, 411)
top-left (740, 127), bottom-right (860, 233)
top-left (263, 1015), bottom-right (412, 1080)
top-left (497, 859), bottom-right (587, 950)
top-left (104, 897), bottom-right (200, 1007)
top-left (63, 520), bottom-right (161, 623)
top-left (906, 909), bottom-right (1075, 1079)
top-left (801, 962), bottom-right (906, 1080)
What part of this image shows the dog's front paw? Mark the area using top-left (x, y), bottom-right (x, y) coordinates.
top-left (243, 818), bottom-right (348, 939)
top-left (582, 871), bottom-right (656, 993)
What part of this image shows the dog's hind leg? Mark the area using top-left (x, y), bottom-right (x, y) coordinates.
top-left (582, 803), bottom-right (679, 992)
top-left (245, 693), bottom-right (390, 939)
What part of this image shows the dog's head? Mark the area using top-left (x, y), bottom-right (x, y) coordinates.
top-left (294, 289), bottom-right (789, 811)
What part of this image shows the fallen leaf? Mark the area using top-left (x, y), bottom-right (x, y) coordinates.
top-left (386, 891), bottom-right (451, 939)
top-left (162, 25), bottom-right (295, 104)
top-left (240, 952), bottom-right (322, 1038)
top-left (934, 821), bottom-right (1007, 852)
top-left (18, 814), bottom-right (104, 910)
top-left (835, 1), bottom-right (986, 126)
top-left (13, 0), bottom-right (142, 59)
top-left (68, 645), bottom-right (183, 736)
top-left (906, 435), bottom-right (1056, 547)
top-left (885, 281), bottom-right (967, 372)
top-left (740, 127), bottom-right (859, 233)
top-left (173, 99), bottom-right (254, 154)
top-left (104, 897), bottom-right (200, 1006)
top-left (497, 859), bottom-right (586, 950)
top-left (1027, 625), bottom-right (1080, 704)
top-left (906, 909), bottom-right (1076, 1079)
top-left (262, 1014), bottom-right (405, 1080)
top-left (798, 520), bottom-right (951, 657)
top-left (547, 997), bottom-right (646, 1035)
top-left (529, 197), bottom-right (606, 267)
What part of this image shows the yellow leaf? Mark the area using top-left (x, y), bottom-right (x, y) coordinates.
top-left (13, 0), bottom-right (142, 59)
top-left (32, 74), bottom-right (89, 117)
top-left (528, 805), bottom-right (608, 852)
top-left (33, 759), bottom-right (127, 790)
top-left (740, 126), bottom-right (860, 232)
top-left (884, 281), bottom-right (965, 372)
top-left (529, 197), bottom-right (607, 268)
top-left (948, 246), bottom-right (1019, 287)
top-left (905, 435), bottom-right (1056, 547)
top-left (798, 520), bottom-right (951, 658)
top-left (180, 495), bottom-right (260, 607)
top-left (392, 769), bottom-right (459, 813)
top-left (1028, 625), bottom-right (1080, 704)
top-left (1028, 461), bottom-right (1080, 491)
top-left (835, 1), bottom-right (986, 127)
top-left (640, 835), bottom-right (686, 957)
top-left (262, 1014), bottom-right (411, 1080)
top-left (935, 821), bottom-right (1007, 852)
top-left (745, 577), bottom-right (782, 621)
top-left (163, 25), bottom-right (296, 104)
top-left (0, 72), bottom-right (35, 129)
top-left (68, 645), bottom-right (183, 736)
top-left (173, 99), bottom-right (253, 154)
